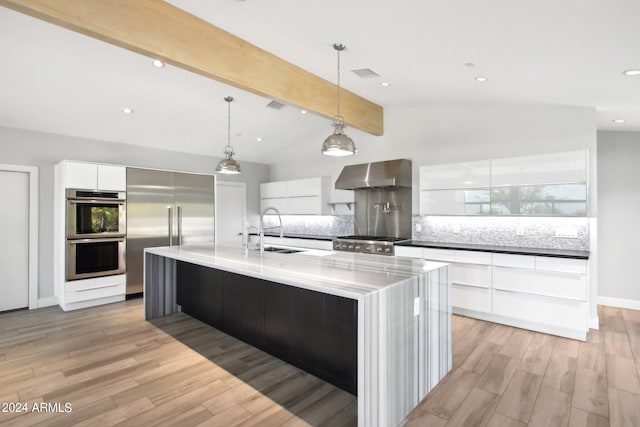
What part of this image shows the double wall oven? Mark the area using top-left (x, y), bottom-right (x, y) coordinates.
top-left (66, 189), bottom-right (126, 281)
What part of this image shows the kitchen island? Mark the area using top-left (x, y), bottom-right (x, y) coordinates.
top-left (144, 244), bottom-right (450, 427)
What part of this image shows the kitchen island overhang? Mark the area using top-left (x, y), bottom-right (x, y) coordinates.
top-left (144, 244), bottom-right (451, 427)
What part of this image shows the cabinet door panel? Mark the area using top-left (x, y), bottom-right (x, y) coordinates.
top-left (324, 294), bottom-right (357, 395)
top-left (287, 178), bottom-right (321, 197)
top-left (222, 272), bottom-right (265, 346)
top-left (290, 286), bottom-right (324, 376)
top-left (287, 196), bottom-right (321, 214)
top-left (535, 257), bottom-right (587, 274)
top-left (492, 253), bottom-right (535, 269)
top-left (420, 160), bottom-right (490, 190)
top-left (493, 289), bottom-right (587, 331)
top-left (452, 284), bottom-right (491, 313)
top-left (97, 165), bottom-right (126, 191)
top-left (491, 150), bottom-right (587, 187)
top-left (493, 266), bottom-right (586, 301)
top-left (264, 282), bottom-right (291, 359)
top-left (65, 161), bottom-right (97, 189)
top-left (260, 197), bottom-right (288, 214)
top-left (420, 189), bottom-right (490, 215)
top-left (260, 181), bottom-right (287, 198)
top-left (422, 248), bottom-right (456, 263)
top-left (395, 246), bottom-right (423, 259)
top-left (451, 263), bottom-right (491, 288)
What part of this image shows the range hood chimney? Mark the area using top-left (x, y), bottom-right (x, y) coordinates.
top-left (335, 159), bottom-right (412, 190)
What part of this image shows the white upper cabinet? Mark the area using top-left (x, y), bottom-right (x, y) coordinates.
top-left (420, 160), bottom-right (490, 190)
top-left (97, 165), bottom-right (126, 191)
top-left (491, 150), bottom-right (587, 187)
top-left (260, 177), bottom-right (331, 215)
top-left (65, 161), bottom-right (98, 189)
top-left (64, 161), bottom-right (126, 191)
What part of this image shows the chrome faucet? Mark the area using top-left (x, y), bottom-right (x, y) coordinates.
top-left (259, 206), bottom-right (283, 253)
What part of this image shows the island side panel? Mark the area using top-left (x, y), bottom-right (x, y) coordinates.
top-left (359, 264), bottom-right (451, 427)
top-left (144, 252), bottom-right (179, 319)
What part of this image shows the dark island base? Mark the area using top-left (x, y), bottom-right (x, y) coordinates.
top-left (176, 260), bottom-right (358, 395)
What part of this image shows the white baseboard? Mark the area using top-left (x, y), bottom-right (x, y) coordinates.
top-left (37, 296), bottom-right (59, 308)
top-left (597, 296), bottom-right (640, 311)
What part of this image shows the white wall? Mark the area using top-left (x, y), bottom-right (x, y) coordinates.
top-left (0, 126), bottom-right (269, 302)
top-left (597, 131), bottom-right (640, 308)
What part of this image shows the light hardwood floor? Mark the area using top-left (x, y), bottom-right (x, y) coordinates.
top-left (1, 301), bottom-right (639, 426)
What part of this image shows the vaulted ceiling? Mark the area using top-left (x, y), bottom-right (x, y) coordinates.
top-left (1, 0), bottom-right (639, 164)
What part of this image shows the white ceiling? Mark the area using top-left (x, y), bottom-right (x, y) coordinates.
top-left (1, 0), bottom-right (639, 164)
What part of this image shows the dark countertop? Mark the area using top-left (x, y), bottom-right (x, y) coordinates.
top-left (397, 241), bottom-right (589, 259)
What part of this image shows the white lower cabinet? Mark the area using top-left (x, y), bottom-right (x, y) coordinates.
top-left (396, 246), bottom-right (589, 340)
top-left (62, 274), bottom-right (126, 310)
top-left (492, 289), bottom-right (587, 335)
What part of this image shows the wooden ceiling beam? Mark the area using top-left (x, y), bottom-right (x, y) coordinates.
top-left (0, 0), bottom-right (383, 135)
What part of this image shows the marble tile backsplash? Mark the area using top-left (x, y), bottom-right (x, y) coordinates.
top-left (412, 216), bottom-right (589, 250)
top-left (262, 215), bottom-right (353, 237)
top-left (263, 214), bottom-right (589, 251)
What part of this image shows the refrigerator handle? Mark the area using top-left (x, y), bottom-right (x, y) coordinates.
top-left (177, 205), bottom-right (183, 246)
top-left (167, 206), bottom-right (173, 246)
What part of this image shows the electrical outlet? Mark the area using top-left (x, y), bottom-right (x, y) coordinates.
top-left (416, 223), bottom-right (422, 232)
top-left (516, 227), bottom-right (525, 236)
top-left (555, 227), bottom-right (578, 238)
top-left (452, 223), bottom-right (461, 233)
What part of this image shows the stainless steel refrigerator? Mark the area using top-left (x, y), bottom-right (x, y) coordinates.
top-left (126, 168), bottom-right (215, 296)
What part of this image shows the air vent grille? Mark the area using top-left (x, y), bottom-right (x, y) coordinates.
top-left (266, 100), bottom-right (285, 110)
top-left (351, 68), bottom-right (380, 78)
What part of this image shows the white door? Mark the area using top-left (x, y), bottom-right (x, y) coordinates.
top-left (0, 170), bottom-right (30, 311)
top-left (216, 181), bottom-right (246, 245)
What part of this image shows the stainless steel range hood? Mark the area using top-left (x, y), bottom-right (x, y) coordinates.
top-left (335, 159), bottom-right (412, 189)
top-left (335, 159), bottom-right (412, 238)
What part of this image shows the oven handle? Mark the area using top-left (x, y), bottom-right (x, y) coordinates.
top-left (67, 238), bottom-right (125, 244)
top-left (67, 200), bottom-right (125, 205)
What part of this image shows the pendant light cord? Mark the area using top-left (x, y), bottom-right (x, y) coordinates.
top-left (227, 99), bottom-right (231, 148)
top-left (336, 47), bottom-right (341, 119)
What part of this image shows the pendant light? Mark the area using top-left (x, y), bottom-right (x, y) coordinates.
top-left (321, 43), bottom-right (357, 157)
top-left (215, 96), bottom-right (241, 174)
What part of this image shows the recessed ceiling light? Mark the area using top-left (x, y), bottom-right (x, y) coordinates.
top-left (381, 82), bottom-right (391, 87)
top-left (475, 76), bottom-right (488, 82)
top-left (122, 108), bottom-right (134, 114)
top-left (612, 119), bottom-right (625, 123)
top-left (622, 69), bottom-right (640, 76)
top-left (300, 110), bottom-right (307, 114)
top-left (152, 59), bottom-right (164, 68)
top-left (256, 137), bottom-right (263, 142)
top-left (465, 62), bottom-right (476, 68)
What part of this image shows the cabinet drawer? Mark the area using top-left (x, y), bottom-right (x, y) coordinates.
top-left (422, 248), bottom-right (456, 263)
top-left (395, 246), bottom-right (423, 259)
top-left (492, 253), bottom-right (535, 269)
top-left (452, 284), bottom-right (491, 313)
top-left (452, 263), bottom-right (491, 288)
top-left (535, 257), bottom-right (587, 274)
top-left (64, 282), bottom-right (125, 303)
top-left (456, 250), bottom-right (492, 265)
top-left (493, 266), bottom-right (586, 301)
top-left (493, 289), bottom-right (587, 331)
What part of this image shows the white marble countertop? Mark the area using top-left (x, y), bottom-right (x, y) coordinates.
top-left (145, 244), bottom-right (447, 300)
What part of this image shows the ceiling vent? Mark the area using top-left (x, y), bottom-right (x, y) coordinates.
top-left (351, 68), bottom-right (380, 78)
top-left (266, 100), bottom-right (285, 110)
